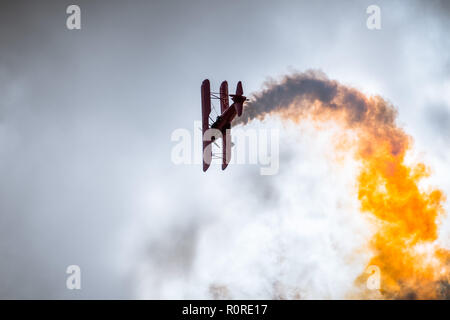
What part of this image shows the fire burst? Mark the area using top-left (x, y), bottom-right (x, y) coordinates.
top-left (236, 70), bottom-right (449, 299)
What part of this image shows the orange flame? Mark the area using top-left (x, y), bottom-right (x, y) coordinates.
top-left (355, 98), bottom-right (448, 299)
top-left (241, 72), bottom-right (449, 298)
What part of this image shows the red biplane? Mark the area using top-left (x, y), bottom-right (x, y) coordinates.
top-left (201, 79), bottom-right (247, 172)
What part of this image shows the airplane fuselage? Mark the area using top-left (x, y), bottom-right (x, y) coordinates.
top-left (210, 102), bottom-right (237, 132)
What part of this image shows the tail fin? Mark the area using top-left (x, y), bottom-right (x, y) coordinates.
top-left (236, 81), bottom-right (243, 96)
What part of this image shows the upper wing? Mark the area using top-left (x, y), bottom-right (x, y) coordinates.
top-left (220, 81), bottom-right (229, 114)
top-left (201, 79), bottom-right (211, 172)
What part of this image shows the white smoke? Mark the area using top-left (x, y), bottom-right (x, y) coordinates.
top-left (129, 118), bottom-right (375, 299)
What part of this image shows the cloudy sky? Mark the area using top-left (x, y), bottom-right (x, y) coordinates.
top-left (0, 0), bottom-right (448, 298)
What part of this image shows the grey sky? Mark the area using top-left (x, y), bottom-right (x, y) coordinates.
top-left (0, 0), bottom-right (448, 298)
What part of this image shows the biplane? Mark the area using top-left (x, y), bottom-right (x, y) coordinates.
top-left (201, 79), bottom-right (247, 172)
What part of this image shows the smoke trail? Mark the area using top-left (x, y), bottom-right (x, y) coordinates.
top-left (235, 70), bottom-right (449, 299)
